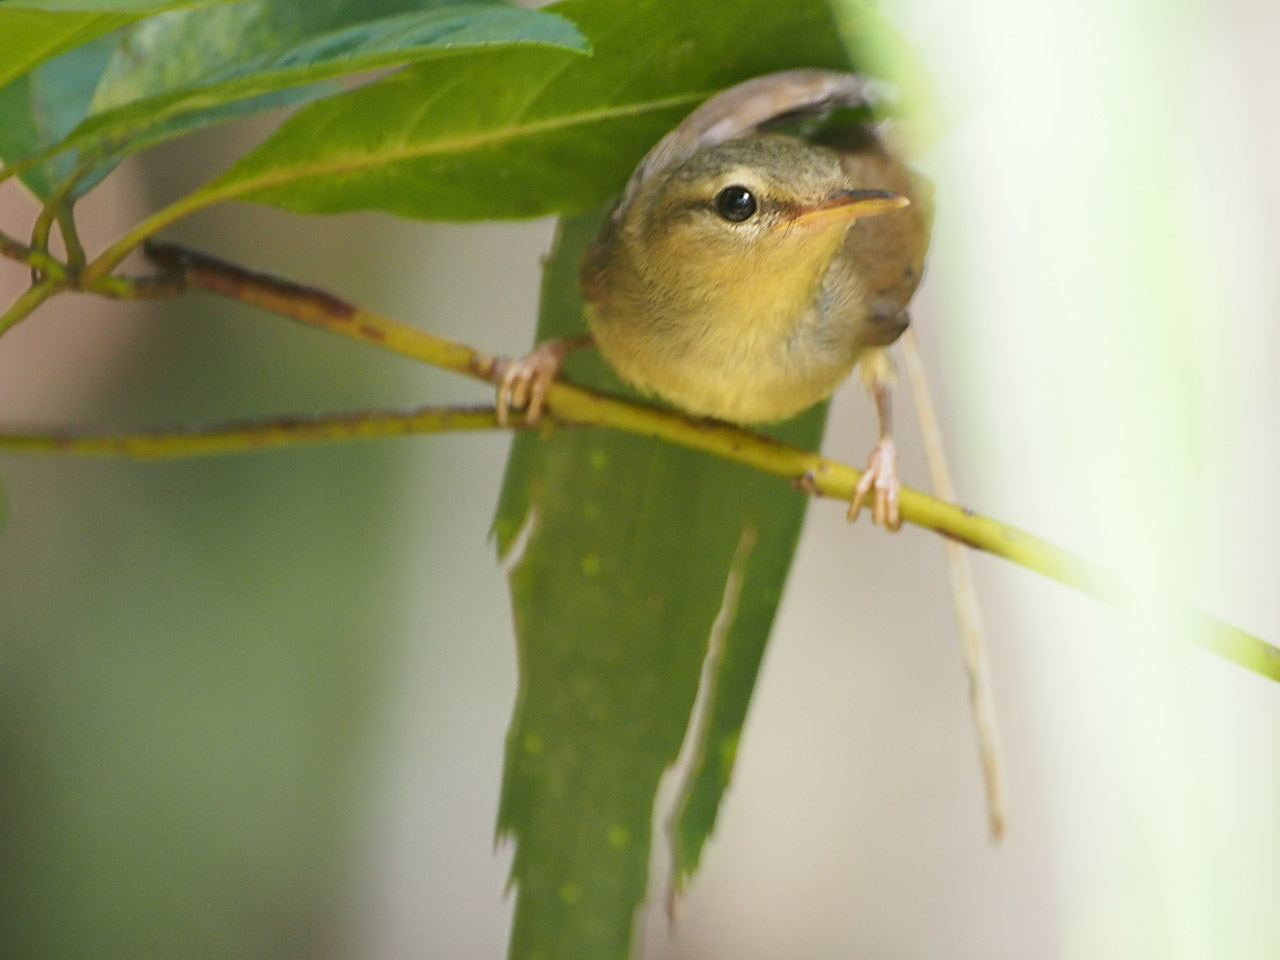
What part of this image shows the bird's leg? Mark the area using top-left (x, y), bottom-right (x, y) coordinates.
top-left (496, 334), bottom-right (594, 426)
top-left (848, 347), bottom-right (902, 530)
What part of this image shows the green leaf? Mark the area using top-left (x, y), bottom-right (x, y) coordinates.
top-left (492, 211), bottom-right (826, 960)
top-left (1, 1), bottom-right (586, 201)
top-left (81, 2), bottom-right (588, 167)
top-left (480, 7), bottom-right (917, 958)
top-left (0, 34), bottom-right (116, 199)
top-left (0, 0), bottom-right (240, 92)
top-left (160, 0), bottom-right (918, 222)
top-left (89, 0), bottom-right (585, 115)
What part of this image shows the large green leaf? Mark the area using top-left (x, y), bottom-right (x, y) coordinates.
top-left (78, 2), bottom-right (587, 183)
top-left (492, 208), bottom-right (828, 959)
top-left (0, 0), bottom-right (240, 92)
top-left (0, 1), bottom-right (586, 202)
top-left (87, 0), bottom-right (586, 114)
top-left (482, 6), bottom-right (914, 958)
top-left (157, 0), bottom-right (916, 222)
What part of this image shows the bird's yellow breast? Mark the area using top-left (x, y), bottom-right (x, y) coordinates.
top-left (587, 268), bottom-right (866, 423)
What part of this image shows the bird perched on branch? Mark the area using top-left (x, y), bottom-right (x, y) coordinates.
top-left (498, 69), bottom-right (933, 528)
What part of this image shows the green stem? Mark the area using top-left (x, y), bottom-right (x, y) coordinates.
top-left (79, 186), bottom-right (238, 287)
top-left (57, 207), bottom-right (86, 270)
top-left (0, 230), bottom-right (66, 279)
top-left (143, 240), bottom-right (500, 377)
top-left (0, 281), bottom-right (58, 336)
top-left (31, 170), bottom-right (90, 278)
top-left (0, 229), bottom-right (29, 262)
top-left (88, 271), bottom-right (188, 300)
top-left (29, 200), bottom-right (57, 267)
top-left (128, 241), bottom-right (1278, 684)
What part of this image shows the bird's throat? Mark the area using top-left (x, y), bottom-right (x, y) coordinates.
top-left (708, 239), bottom-right (840, 338)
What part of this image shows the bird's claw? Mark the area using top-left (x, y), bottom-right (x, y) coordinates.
top-left (848, 437), bottom-right (901, 530)
top-left (496, 341), bottom-right (566, 426)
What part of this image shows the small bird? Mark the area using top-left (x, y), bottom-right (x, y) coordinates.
top-left (498, 70), bottom-right (932, 528)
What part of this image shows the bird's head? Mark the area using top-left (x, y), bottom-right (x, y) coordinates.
top-left (618, 135), bottom-right (907, 309)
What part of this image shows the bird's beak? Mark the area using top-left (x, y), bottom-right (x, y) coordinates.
top-left (784, 189), bottom-right (909, 230)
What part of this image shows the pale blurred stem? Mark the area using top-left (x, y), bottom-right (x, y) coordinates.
top-left (0, 405), bottom-right (519, 458)
top-left (8, 239), bottom-right (1276, 685)
top-left (901, 327), bottom-right (1007, 841)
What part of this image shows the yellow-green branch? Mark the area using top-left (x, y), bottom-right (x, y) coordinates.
top-left (1, 214), bottom-right (175, 338)
top-left (0, 281), bottom-right (58, 336)
top-left (0, 405), bottom-right (519, 459)
top-left (3, 239), bottom-right (1275, 685)
top-left (0, 230), bottom-right (66, 281)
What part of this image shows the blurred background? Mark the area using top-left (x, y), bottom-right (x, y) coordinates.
top-left (2, 0), bottom-right (1278, 958)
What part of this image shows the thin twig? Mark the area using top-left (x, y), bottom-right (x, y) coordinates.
top-left (57, 207), bottom-right (86, 270)
top-left (0, 405), bottom-right (520, 459)
top-left (29, 201), bottom-right (58, 272)
top-left (0, 229), bottom-right (31, 263)
top-left (30, 240), bottom-right (1248, 686)
top-left (901, 326), bottom-right (1007, 841)
top-left (144, 240), bottom-right (503, 379)
top-left (81, 185), bottom-right (236, 286)
top-left (0, 281), bottom-right (58, 336)
top-left (0, 230), bottom-right (66, 280)
top-left (89, 271), bottom-right (189, 300)
top-left (31, 169), bottom-right (94, 282)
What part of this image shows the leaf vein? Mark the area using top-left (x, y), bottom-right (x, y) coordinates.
top-left (218, 89), bottom-right (710, 203)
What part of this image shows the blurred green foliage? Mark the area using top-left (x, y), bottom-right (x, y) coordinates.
top-left (0, 252), bottom-right (412, 958)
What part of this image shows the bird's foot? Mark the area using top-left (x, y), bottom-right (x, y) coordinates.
top-left (496, 340), bottom-right (572, 426)
top-left (848, 437), bottom-right (902, 530)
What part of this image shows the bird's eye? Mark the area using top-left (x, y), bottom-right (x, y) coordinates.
top-left (714, 185), bottom-right (757, 222)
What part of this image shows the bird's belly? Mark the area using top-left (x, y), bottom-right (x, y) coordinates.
top-left (591, 307), bottom-right (859, 424)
